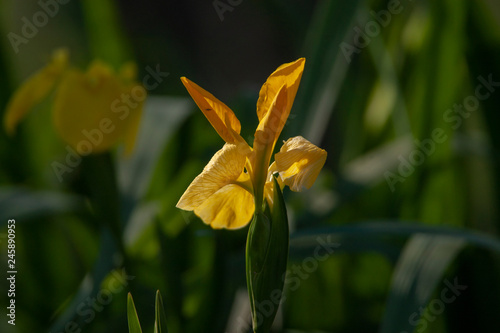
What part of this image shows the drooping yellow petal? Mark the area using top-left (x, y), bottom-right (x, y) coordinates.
top-left (181, 77), bottom-right (242, 144)
top-left (256, 58), bottom-right (305, 122)
top-left (176, 143), bottom-right (248, 210)
top-left (274, 136), bottom-right (327, 192)
top-left (53, 60), bottom-right (143, 154)
top-left (252, 85), bottom-right (288, 211)
top-left (4, 48), bottom-right (68, 135)
top-left (194, 184), bottom-right (255, 229)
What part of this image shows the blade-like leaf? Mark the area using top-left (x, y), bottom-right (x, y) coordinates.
top-left (127, 293), bottom-right (143, 333)
top-left (154, 290), bottom-right (169, 333)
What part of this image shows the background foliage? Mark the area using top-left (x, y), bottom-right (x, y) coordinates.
top-left (1, 0), bottom-right (500, 332)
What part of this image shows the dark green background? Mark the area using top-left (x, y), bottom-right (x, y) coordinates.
top-left (1, 0), bottom-right (500, 332)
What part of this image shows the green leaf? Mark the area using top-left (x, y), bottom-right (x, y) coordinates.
top-left (49, 227), bottom-right (120, 332)
top-left (380, 234), bottom-right (466, 333)
top-left (288, 222), bottom-right (500, 331)
top-left (118, 96), bottom-right (192, 225)
top-left (292, 0), bottom-right (363, 142)
top-left (246, 176), bottom-right (289, 333)
top-left (289, 222), bottom-right (500, 262)
top-left (154, 290), bottom-right (169, 333)
top-left (0, 187), bottom-right (83, 226)
top-left (81, 0), bottom-right (131, 65)
top-left (127, 293), bottom-right (143, 333)
top-left (50, 153), bottom-right (124, 332)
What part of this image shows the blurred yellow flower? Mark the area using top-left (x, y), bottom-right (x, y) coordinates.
top-left (3, 48), bottom-right (146, 155)
top-left (177, 58), bottom-right (327, 229)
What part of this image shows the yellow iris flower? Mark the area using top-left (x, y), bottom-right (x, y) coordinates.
top-left (4, 49), bottom-right (145, 155)
top-left (176, 58), bottom-right (327, 229)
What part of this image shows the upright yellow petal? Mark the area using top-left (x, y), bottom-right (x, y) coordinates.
top-left (176, 143), bottom-right (248, 210)
top-left (253, 85), bottom-right (289, 155)
top-left (4, 48), bottom-right (68, 135)
top-left (181, 77), bottom-right (242, 144)
top-left (256, 58), bottom-right (305, 122)
top-left (252, 85), bottom-right (288, 211)
top-left (53, 61), bottom-right (143, 154)
top-left (194, 184), bottom-right (255, 229)
top-left (274, 136), bottom-right (327, 192)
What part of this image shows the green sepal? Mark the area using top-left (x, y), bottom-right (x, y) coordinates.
top-left (246, 176), bottom-right (289, 332)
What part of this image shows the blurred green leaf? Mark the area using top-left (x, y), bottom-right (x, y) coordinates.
top-left (380, 234), bottom-right (466, 333)
top-left (81, 0), bottom-right (131, 65)
top-left (293, 0), bottom-right (363, 142)
top-left (51, 153), bottom-right (124, 332)
top-left (0, 187), bottom-right (83, 225)
top-left (290, 222), bottom-right (500, 262)
top-left (118, 96), bottom-right (192, 223)
top-left (49, 227), bottom-right (119, 332)
top-left (402, 0), bottom-right (467, 225)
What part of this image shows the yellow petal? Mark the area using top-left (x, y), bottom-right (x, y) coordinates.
top-left (181, 77), bottom-right (242, 144)
top-left (256, 58), bottom-right (305, 122)
top-left (4, 48), bottom-right (68, 135)
top-left (251, 85), bottom-right (288, 210)
top-left (52, 61), bottom-right (145, 154)
top-left (253, 84), bottom-right (289, 157)
top-left (274, 136), bottom-right (327, 192)
top-left (194, 184), bottom-right (255, 229)
top-left (176, 143), bottom-right (248, 210)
